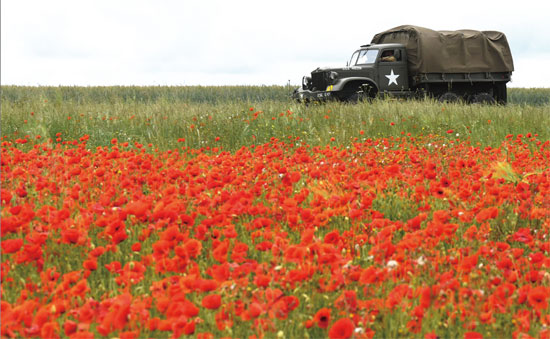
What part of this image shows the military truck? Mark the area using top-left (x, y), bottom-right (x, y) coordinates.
top-left (293, 25), bottom-right (514, 104)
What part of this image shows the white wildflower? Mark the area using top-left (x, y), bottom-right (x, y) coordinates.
top-left (386, 260), bottom-right (399, 269)
top-left (416, 256), bottom-right (427, 266)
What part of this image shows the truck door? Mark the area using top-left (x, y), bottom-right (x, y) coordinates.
top-left (377, 48), bottom-right (408, 92)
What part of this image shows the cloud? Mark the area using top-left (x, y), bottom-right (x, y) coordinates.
top-left (509, 53), bottom-right (550, 88)
top-left (2, 0), bottom-right (549, 87)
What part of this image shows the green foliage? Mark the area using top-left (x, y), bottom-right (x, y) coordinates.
top-left (508, 87), bottom-right (550, 106)
top-left (2, 86), bottom-right (549, 153)
top-left (0, 85), bottom-right (293, 104)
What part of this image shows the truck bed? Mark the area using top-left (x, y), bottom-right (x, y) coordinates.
top-left (372, 26), bottom-right (514, 74)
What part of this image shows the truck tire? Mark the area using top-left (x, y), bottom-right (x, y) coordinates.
top-left (344, 83), bottom-right (377, 103)
top-left (341, 82), bottom-right (377, 103)
top-left (337, 85), bottom-right (362, 102)
top-left (438, 92), bottom-right (459, 103)
top-left (344, 91), bottom-right (369, 103)
top-left (471, 92), bottom-right (496, 105)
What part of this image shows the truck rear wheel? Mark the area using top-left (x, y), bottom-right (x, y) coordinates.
top-left (471, 92), bottom-right (496, 104)
top-left (438, 92), bottom-right (459, 103)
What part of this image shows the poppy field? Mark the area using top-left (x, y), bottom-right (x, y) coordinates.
top-left (1, 86), bottom-right (550, 338)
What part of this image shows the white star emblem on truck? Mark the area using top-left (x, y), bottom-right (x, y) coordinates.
top-left (385, 69), bottom-right (399, 86)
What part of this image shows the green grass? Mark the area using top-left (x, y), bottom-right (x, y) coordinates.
top-left (1, 86), bottom-right (549, 152)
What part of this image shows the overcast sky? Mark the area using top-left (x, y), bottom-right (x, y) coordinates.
top-left (2, 0), bottom-right (549, 87)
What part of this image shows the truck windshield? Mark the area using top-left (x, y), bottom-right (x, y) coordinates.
top-left (357, 49), bottom-right (378, 65)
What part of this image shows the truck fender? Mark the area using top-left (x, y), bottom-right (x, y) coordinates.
top-left (333, 77), bottom-right (379, 96)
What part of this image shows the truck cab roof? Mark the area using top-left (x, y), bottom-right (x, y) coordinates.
top-left (360, 43), bottom-right (405, 50)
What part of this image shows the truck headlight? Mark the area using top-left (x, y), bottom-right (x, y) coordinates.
top-left (329, 71), bottom-right (339, 81)
top-left (302, 76), bottom-right (312, 89)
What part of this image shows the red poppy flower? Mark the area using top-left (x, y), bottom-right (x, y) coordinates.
top-left (184, 239), bottom-right (202, 258)
top-left (197, 279), bottom-right (218, 292)
top-left (464, 332), bottom-right (483, 339)
top-left (314, 307), bottom-right (331, 329)
top-left (15, 185), bottom-right (27, 198)
top-left (63, 320), bottom-right (77, 336)
top-left (248, 302), bottom-right (262, 318)
top-left (335, 290), bottom-right (357, 312)
top-left (324, 230), bottom-right (340, 245)
top-left (527, 286), bottom-right (548, 310)
top-left (328, 318), bottom-right (354, 339)
top-left (197, 333), bottom-right (214, 339)
top-left (425, 332), bottom-right (439, 339)
top-left (212, 240), bottom-right (229, 263)
top-left (419, 286), bottom-right (432, 309)
top-left (124, 200), bottom-right (149, 218)
top-left (61, 228), bottom-right (81, 244)
top-left (202, 294), bottom-right (222, 310)
top-left (1, 238), bottom-right (23, 253)
top-left (458, 254), bottom-right (478, 274)
top-left (1, 188), bottom-right (13, 204)
top-left (254, 273), bottom-right (270, 288)
top-left (83, 259), bottom-right (97, 271)
top-left (178, 299), bottom-right (199, 317)
top-left (183, 320), bottom-right (195, 335)
top-left (475, 207), bottom-right (499, 223)
top-left (406, 319), bottom-right (422, 334)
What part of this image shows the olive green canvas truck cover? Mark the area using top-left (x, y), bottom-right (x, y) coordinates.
top-left (371, 25), bottom-right (514, 74)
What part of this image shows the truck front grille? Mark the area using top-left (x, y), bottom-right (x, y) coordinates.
top-left (311, 72), bottom-right (327, 91)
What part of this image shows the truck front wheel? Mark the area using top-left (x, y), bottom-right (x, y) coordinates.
top-left (344, 91), bottom-right (369, 103)
top-left (342, 83), bottom-right (378, 103)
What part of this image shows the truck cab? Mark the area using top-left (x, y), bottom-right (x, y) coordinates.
top-left (294, 43), bottom-right (409, 102)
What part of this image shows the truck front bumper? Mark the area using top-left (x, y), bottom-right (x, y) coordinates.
top-left (292, 87), bottom-right (333, 102)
